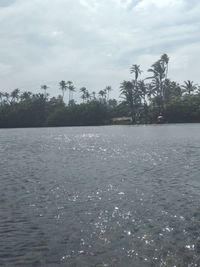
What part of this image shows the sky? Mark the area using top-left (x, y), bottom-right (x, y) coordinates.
top-left (0, 0), bottom-right (200, 100)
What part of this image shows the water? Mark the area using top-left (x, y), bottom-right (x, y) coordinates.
top-left (0, 124), bottom-right (200, 267)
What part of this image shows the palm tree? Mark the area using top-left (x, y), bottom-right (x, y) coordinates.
top-left (85, 90), bottom-right (91, 102)
top-left (70, 84), bottom-right (76, 100)
top-left (105, 86), bottom-right (112, 101)
top-left (98, 90), bottom-right (106, 99)
top-left (92, 91), bottom-right (96, 100)
top-left (181, 80), bottom-right (197, 95)
top-left (80, 87), bottom-right (87, 103)
top-left (137, 80), bottom-right (147, 104)
top-left (10, 88), bottom-right (20, 103)
top-left (161, 53), bottom-right (169, 79)
top-left (59, 80), bottom-right (67, 100)
top-left (41, 84), bottom-right (49, 98)
top-left (149, 76), bottom-right (160, 98)
top-left (20, 91), bottom-right (32, 101)
top-left (120, 80), bottom-right (134, 121)
top-left (66, 81), bottom-right (75, 103)
top-left (3, 92), bottom-right (10, 104)
top-left (163, 79), bottom-right (182, 102)
top-left (120, 79), bottom-right (142, 123)
top-left (130, 64), bottom-right (142, 81)
top-left (146, 83), bottom-right (156, 102)
top-left (148, 61), bottom-right (165, 96)
top-left (147, 54), bottom-right (170, 111)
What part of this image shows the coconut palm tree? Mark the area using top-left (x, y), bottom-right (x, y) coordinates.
top-left (20, 91), bottom-right (32, 101)
top-left (163, 79), bottom-right (182, 102)
top-left (10, 88), bottom-right (20, 103)
top-left (59, 80), bottom-right (67, 100)
top-left (92, 91), bottom-right (96, 100)
top-left (181, 80), bottom-right (197, 95)
top-left (80, 87), bottom-right (87, 103)
top-left (3, 92), bottom-right (10, 104)
top-left (146, 83), bottom-right (156, 102)
top-left (120, 79), bottom-right (142, 123)
top-left (148, 61), bottom-right (165, 96)
top-left (69, 84), bottom-right (75, 101)
top-left (120, 81), bottom-right (134, 121)
top-left (85, 90), bottom-right (91, 102)
top-left (148, 54), bottom-right (169, 101)
top-left (66, 81), bottom-right (75, 103)
top-left (98, 90), bottom-right (106, 99)
top-left (137, 80), bottom-right (147, 104)
top-left (41, 84), bottom-right (49, 98)
top-left (130, 64), bottom-right (142, 81)
top-left (161, 53), bottom-right (169, 79)
top-left (105, 86), bottom-right (112, 101)
top-left (147, 55), bottom-right (170, 112)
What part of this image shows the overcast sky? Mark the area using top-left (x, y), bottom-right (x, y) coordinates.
top-left (0, 0), bottom-right (200, 100)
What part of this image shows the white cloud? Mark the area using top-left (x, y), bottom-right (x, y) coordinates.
top-left (136, 0), bottom-right (183, 9)
top-left (0, 0), bottom-right (200, 100)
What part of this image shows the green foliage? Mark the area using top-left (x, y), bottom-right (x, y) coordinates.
top-left (120, 54), bottom-right (200, 124)
top-left (165, 95), bottom-right (200, 123)
top-left (0, 54), bottom-right (200, 128)
top-left (46, 100), bottom-right (108, 127)
top-left (0, 91), bottom-right (110, 127)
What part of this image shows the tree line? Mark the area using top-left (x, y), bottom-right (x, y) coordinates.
top-left (120, 54), bottom-right (200, 123)
top-left (0, 54), bottom-right (200, 128)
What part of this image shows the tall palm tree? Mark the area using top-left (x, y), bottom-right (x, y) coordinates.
top-left (80, 87), bottom-right (87, 103)
top-left (148, 60), bottom-right (165, 96)
top-left (59, 80), bottom-right (67, 100)
top-left (130, 64), bottom-right (142, 81)
top-left (70, 84), bottom-right (76, 100)
top-left (85, 90), bottom-right (91, 102)
top-left (147, 54), bottom-right (169, 111)
top-left (41, 84), bottom-right (49, 98)
top-left (181, 80), bottom-right (197, 95)
top-left (146, 83), bottom-right (156, 103)
top-left (20, 91), bottom-right (32, 101)
top-left (105, 86), bottom-right (112, 101)
top-left (92, 91), bottom-right (96, 100)
top-left (10, 88), bottom-right (20, 103)
top-left (161, 53), bottom-right (169, 79)
top-left (130, 64), bottom-right (142, 111)
top-left (4, 92), bottom-right (10, 104)
top-left (98, 90), bottom-right (106, 99)
top-left (137, 80), bottom-right (147, 104)
top-left (120, 80), bottom-right (142, 123)
top-left (66, 81), bottom-right (75, 103)
top-left (120, 80), bottom-right (134, 121)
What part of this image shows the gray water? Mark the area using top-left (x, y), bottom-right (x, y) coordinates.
top-left (0, 124), bottom-right (200, 267)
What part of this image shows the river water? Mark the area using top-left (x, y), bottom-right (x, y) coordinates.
top-left (0, 124), bottom-right (200, 267)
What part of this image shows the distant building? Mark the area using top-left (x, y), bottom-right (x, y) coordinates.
top-left (157, 114), bottom-right (164, 123)
top-left (111, 116), bottom-right (132, 124)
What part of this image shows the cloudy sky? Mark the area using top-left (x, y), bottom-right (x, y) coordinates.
top-left (0, 0), bottom-right (200, 100)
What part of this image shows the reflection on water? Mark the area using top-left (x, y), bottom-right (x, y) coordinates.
top-left (0, 124), bottom-right (200, 266)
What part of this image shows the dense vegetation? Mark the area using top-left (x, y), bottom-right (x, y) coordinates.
top-left (0, 54), bottom-right (200, 128)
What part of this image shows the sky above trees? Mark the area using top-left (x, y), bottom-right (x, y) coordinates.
top-left (0, 0), bottom-right (200, 100)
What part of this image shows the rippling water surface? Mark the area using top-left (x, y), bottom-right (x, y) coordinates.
top-left (0, 124), bottom-right (200, 267)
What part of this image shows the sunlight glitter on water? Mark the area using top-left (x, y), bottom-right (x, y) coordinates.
top-left (1, 125), bottom-right (200, 267)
